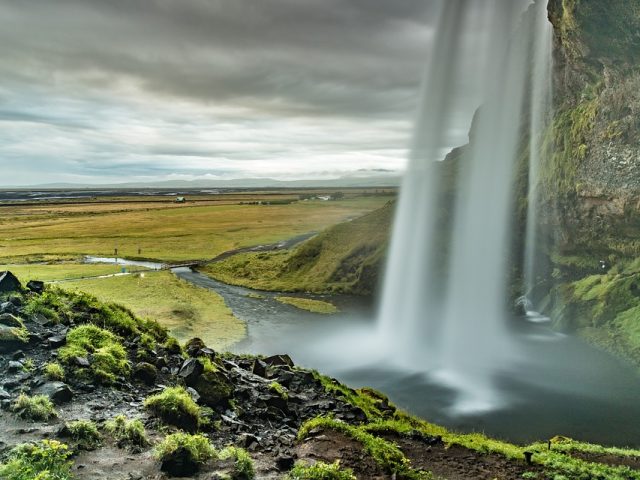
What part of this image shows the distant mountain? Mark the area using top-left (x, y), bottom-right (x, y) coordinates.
top-left (5, 175), bottom-right (401, 190)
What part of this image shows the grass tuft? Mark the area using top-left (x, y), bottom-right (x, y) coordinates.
top-left (287, 460), bottom-right (356, 480)
top-left (144, 386), bottom-right (201, 432)
top-left (66, 419), bottom-right (102, 450)
top-left (11, 394), bottom-right (58, 421)
top-left (154, 432), bottom-right (216, 464)
top-left (105, 415), bottom-right (148, 448)
top-left (220, 446), bottom-right (256, 479)
top-left (43, 362), bottom-right (65, 381)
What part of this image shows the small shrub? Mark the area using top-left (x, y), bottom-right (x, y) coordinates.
top-left (0, 439), bottom-right (73, 480)
top-left (58, 324), bottom-right (130, 384)
top-left (105, 415), bottom-right (148, 447)
top-left (144, 386), bottom-right (201, 431)
top-left (154, 432), bottom-right (216, 464)
top-left (44, 362), bottom-right (65, 381)
top-left (66, 419), bottom-right (102, 450)
top-left (220, 446), bottom-right (255, 479)
top-left (287, 460), bottom-right (356, 480)
top-left (12, 394), bottom-right (57, 421)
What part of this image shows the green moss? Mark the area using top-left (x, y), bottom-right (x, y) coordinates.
top-left (287, 460), bottom-right (356, 480)
top-left (154, 432), bottom-right (216, 465)
top-left (219, 446), bottom-right (255, 479)
top-left (66, 420), bottom-right (102, 450)
top-left (311, 371), bottom-right (392, 420)
top-left (144, 386), bottom-right (202, 432)
top-left (105, 415), bottom-right (148, 448)
top-left (11, 394), bottom-right (58, 421)
top-left (58, 324), bottom-right (130, 384)
top-left (269, 381), bottom-right (289, 401)
top-left (23, 290), bottom-right (64, 323)
top-left (43, 362), bottom-right (65, 381)
top-left (0, 440), bottom-right (73, 480)
top-left (163, 336), bottom-right (183, 355)
top-left (298, 417), bottom-right (429, 479)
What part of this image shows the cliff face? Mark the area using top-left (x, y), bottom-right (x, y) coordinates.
top-left (544, 0), bottom-right (640, 270)
top-left (543, 0), bottom-right (640, 365)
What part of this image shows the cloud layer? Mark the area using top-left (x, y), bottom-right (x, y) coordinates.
top-left (0, 0), bottom-right (488, 185)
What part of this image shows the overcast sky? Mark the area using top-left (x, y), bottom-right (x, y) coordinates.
top-left (0, 0), bottom-right (503, 186)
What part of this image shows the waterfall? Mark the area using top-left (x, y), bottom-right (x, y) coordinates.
top-left (524, 3), bottom-right (554, 315)
top-left (377, 0), bottom-right (553, 410)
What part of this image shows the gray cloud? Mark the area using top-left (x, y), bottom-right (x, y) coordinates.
top-left (0, 0), bottom-right (491, 185)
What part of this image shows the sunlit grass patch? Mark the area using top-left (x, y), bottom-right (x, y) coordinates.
top-left (275, 296), bottom-right (339, 314)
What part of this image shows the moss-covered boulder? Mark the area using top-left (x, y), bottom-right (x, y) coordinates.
top-left (193, 370), bottom-right (234, 407)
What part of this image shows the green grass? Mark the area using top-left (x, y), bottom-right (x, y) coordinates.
top-left (154, 432), bottom-right (217, 464)
top-left (0, 440), bottom-right (73, 480)
top-left (65, 420), bottom-right (102, 450)
top-left (0, 195), bottom-right (389, 263)
top-left (61, 271), bottom-right (245, 351)
top-left (144, 386), bottom-right (202, 432)
top-left (287, 461), bottom-right (356, 480)
top-left (105, 415), bottom-right (148, 448)
top-left (219, 446), bottom-right (256, 479)
top-left (11, 394), bottom-right (58, 421)
top-left (201, 202), bottom-right (393, 295)
top-left (298, 417), bottom-right (429, 479)
top-left (58, 324), bottom-right (130, 384)
top-left (275, 296), bottom-right (339, 314)
top-left (0, 263), bottom-right (130, 282)
top-left (269, 381), bottom-right (289, 400)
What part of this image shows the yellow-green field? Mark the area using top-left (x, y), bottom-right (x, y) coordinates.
top-left (0, 263), bottom-right (124, 281)
top-left (0, 195), bottom-right (390, 263)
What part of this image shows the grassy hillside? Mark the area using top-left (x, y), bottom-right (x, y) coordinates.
top-left (200, 202), bottom-right (394, 295)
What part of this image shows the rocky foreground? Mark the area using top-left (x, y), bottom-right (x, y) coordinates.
top-left (0, 272), bottom-right (639, 480)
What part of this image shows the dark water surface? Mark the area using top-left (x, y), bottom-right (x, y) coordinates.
top-left (174, 268), bottom-right (640, 447)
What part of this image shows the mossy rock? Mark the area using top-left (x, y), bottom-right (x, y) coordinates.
top-left (0, 324), bottom-right (29, 353)
top-left (193, 371), bottom-right (234, 407)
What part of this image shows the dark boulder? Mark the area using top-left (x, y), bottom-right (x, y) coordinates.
top-left (0, 313), bottom-right (23, 328)
top-left (0, 302), bottom-right (17, 314)
top-left (0, 324), bottom-right (28, 353)
top-left (35, 382), bottom-right (73, 404)
top-left (263, 354), bottom-right (294, 368)
top-left (193, 371), bottom-right (234, 407)
top-left (251, 359), bottom-right (268, 378)
top-left (47, 334), bottom-right (67, 349)
top-left (178, 358), bottom-right (204, 387)
top-left (0, 387), bottom-right (10, 400)
top-left (133, 362), bottom-right (158, 386)
top-left (74, 356), bottom-right (90, 368)
top-left (184, 337), bottom-right (206, 358)
top-left (26, 280), bottom-right (45, 294)
top-left (8, 361), bottom-right (23, 372)
top-left (160, 446), bottom-right (200, 477)
top-left (0, 272), bottom-right (21, 294)
top-left (275, 455), bottom-right (296, 472)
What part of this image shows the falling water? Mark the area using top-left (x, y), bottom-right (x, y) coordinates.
top-left (378, 0), bottom-right (553, 410)
top-left (524, 4), bottom-right (554, 315)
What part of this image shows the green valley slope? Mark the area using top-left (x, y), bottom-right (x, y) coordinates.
top-left (200, 202), bottom-right (394, 295)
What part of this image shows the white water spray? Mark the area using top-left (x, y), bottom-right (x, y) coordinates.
top-left (378, 0), bottom-right (553, 411)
